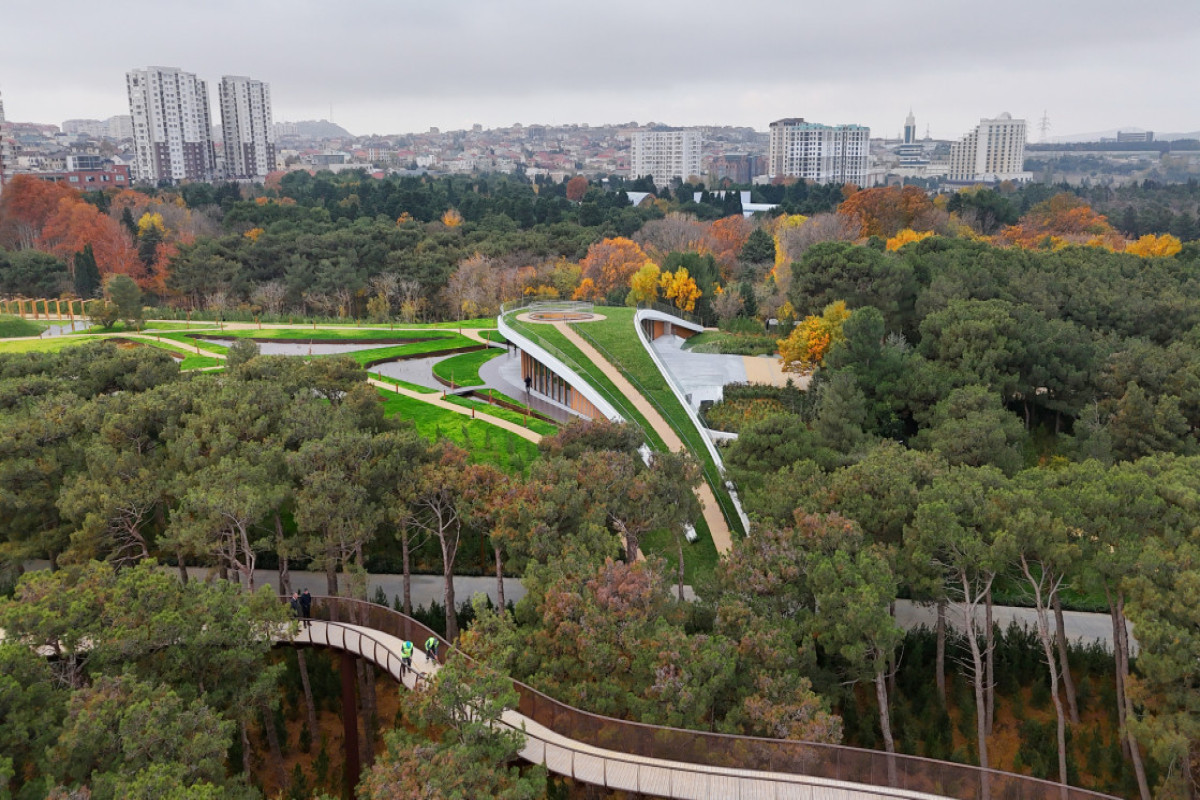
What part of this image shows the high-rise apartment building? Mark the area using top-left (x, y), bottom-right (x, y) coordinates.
top-left (0, 91), bottom-right (12, 195)
top-left (767, 118), bottom-right (869, 185)
top-left (948, 113), bottom-right (1031, 183)
top-left (219, 76), bottom-right (275, 179)
top-left (126, 66), bottom-right (216, 183)
top-left (630, 129), bottom-right (702, 187)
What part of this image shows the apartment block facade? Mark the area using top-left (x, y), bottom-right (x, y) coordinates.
top-left (630, 129), bottom-right (702, 187)
top-left (219, 76), bottom-right (275, 178)
top-left (948, 113), bottom-right (1031, 183)
top-left (767, 118), bottom-right (870, 185)
top-left (126, 66), bottom-right (216, 183)
top-left (0, 92), bottom-right (11, 195)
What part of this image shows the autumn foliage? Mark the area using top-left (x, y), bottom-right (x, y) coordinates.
top-left (565, 175), bottom-right (589, 202)
top-left (778, 300), bottom-right (852, 374)
top-left (837, 186), bottom-right (940, 239)
top-left (885, 228), bottom-right (934, 251)
top-left (0, 175), bottom-right (140, 284)
top-left (994, 193), bottom-right (1121, 250)
top-left (659, 267), bottom-right (702, 313)
top-left (578, 237), bottom-right (654, 297)
top-left (1123, 233), bottom-right (1183, 258)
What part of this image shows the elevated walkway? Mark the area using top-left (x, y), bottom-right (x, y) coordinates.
top-left (290, 597), bottom-right (1119, 800)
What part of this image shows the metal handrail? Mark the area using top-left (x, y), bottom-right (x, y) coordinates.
top-left (294, 597), bottom-right (1122, 800)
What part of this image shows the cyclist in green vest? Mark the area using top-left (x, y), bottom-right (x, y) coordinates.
top-left (425, 636), bottom-right (439, 664)
top-left (400, 640), bottom-right (414, 675)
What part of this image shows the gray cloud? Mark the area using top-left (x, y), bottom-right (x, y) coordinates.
top-left (3, 0), bottom-right (1198, 137)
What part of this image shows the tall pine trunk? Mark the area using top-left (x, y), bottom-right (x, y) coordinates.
top-left (296, 650), bottom-right (320, 752)
top-left (355, 660), bottom-right (377, 769)
top-left (441, 529), bottom-right (458, 641)
top-left (259, 698), bottom-right (286, 789)
top-left (401, 528), bottom-right (412, 616)
top-left (875, 667), bottom-right (897, 787)
top-left (985, 590), bottom-right (995, 735)
top-left (1053, 593), bottom-right (1080, 724)
top-left (936, 600), bottom-right (947, 704)
top-left (1115, 593), bottom-right (1151, 800)
top-left (494, 544), bottom-right (505, 611)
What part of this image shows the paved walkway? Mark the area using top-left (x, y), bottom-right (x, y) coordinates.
top-left (367, 377), bottom-right (544, 444)
top-left (552, 322), bottom-right (733, 554)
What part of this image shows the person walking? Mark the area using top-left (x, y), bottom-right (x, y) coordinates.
top-left (424, 636), bottom-right (439, 664)
top-left (299, 589), bottom-right (312, 628)
top-left (289, 591), bottom-right (303, 624)
top-left (400, 640), bottom-right (414, 676)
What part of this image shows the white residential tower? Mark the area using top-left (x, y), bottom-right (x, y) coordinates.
top-left (126, 66), bottom-right (216, 183)
top-left (948, 112), bottom-right (1031, 183)
top-left (219, 76), bottom-right (275, 179)
top-left (767, 118), bottom-right (870, 185)
top-left (630, 129), bottom-right (702, 187)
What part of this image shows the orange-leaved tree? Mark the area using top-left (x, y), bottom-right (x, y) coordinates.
top-left (441, 208), bottom-right (463, 228)
top-left (659, 267), bottom-right (701, 313)
top-left (778, 300), bottom-right (851, 374)
top-left (837, 186), bottom-right (938, 239)
top-left (40, 195), bottom-right (140, 282)
top-left (995, 193), bottom-right (1120, 249)
top-left (566, 176), bottom-right (589, 202)
top-left (1124, 233), bottom-right (1183, 258)
top-left (706, 215), bottom-right (754, 275)
top-left (0, 175), bottom-right (79, 250)
top-left (579, 237), bottom-right (654, 297)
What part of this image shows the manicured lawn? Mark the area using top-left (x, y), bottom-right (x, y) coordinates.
top-left (0, 315), bottom-right (50, 338)
top-left (432, 349), bottom-right (504, 387)
top-left (441, 393), bottom-right (558, 437)
top-left (683, 330), bottom-right (778, 356)
top-left (206, 327), bottom-right (460, 342)
top-left (180, 355), bottom-right (222, 370)
top-left (505, 316), bottom-right (667, 451)
top-left (0, 336), bottom-right (90, 354)
top-left (84, 321), bottom-right (203, 333)
top-left (376, 387), bottom-right (540, 474)
top-left (480, 330), bottom-right (508, 344)
top-left (343, 336), bottom-right (480, 366)
top-left (156, 332), bottom-right (230, 354)
top-left (369, 374), bottom-right (440, 394)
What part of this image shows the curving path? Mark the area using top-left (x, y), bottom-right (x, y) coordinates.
top-left (293, 598), bottom-right (1119, 800)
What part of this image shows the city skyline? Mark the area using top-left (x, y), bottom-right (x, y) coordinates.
top-left (2, 0), bottom-right (1198, 140)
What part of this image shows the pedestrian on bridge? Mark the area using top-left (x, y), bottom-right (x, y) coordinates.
top-left (425, 636), bottom-right (439, 664)
top-left (299, 589), bottom-right (312, 628)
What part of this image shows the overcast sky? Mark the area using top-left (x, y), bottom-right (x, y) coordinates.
top-left (4, 0), bottom-right (1199, 140)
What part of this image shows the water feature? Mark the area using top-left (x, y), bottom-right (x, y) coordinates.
top-left (199, 337), bottom-right (402, 357)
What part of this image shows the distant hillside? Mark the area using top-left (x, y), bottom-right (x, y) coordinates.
top-left (278, 120), bottom-right (353, 139)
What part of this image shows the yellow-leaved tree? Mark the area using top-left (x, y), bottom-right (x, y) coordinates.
top-left (659, 267), bottom-right (702, 313)
top-left (1124, 233), bottom-right (1183, 258)
top-left (627, 262), bottom-right (661, 305)
top-left (778, 300), bottom-right (852, 374)
top-left (441, 208), bottom-right (463, 228)
top-left (885, 228), bottom-right (934, 251)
